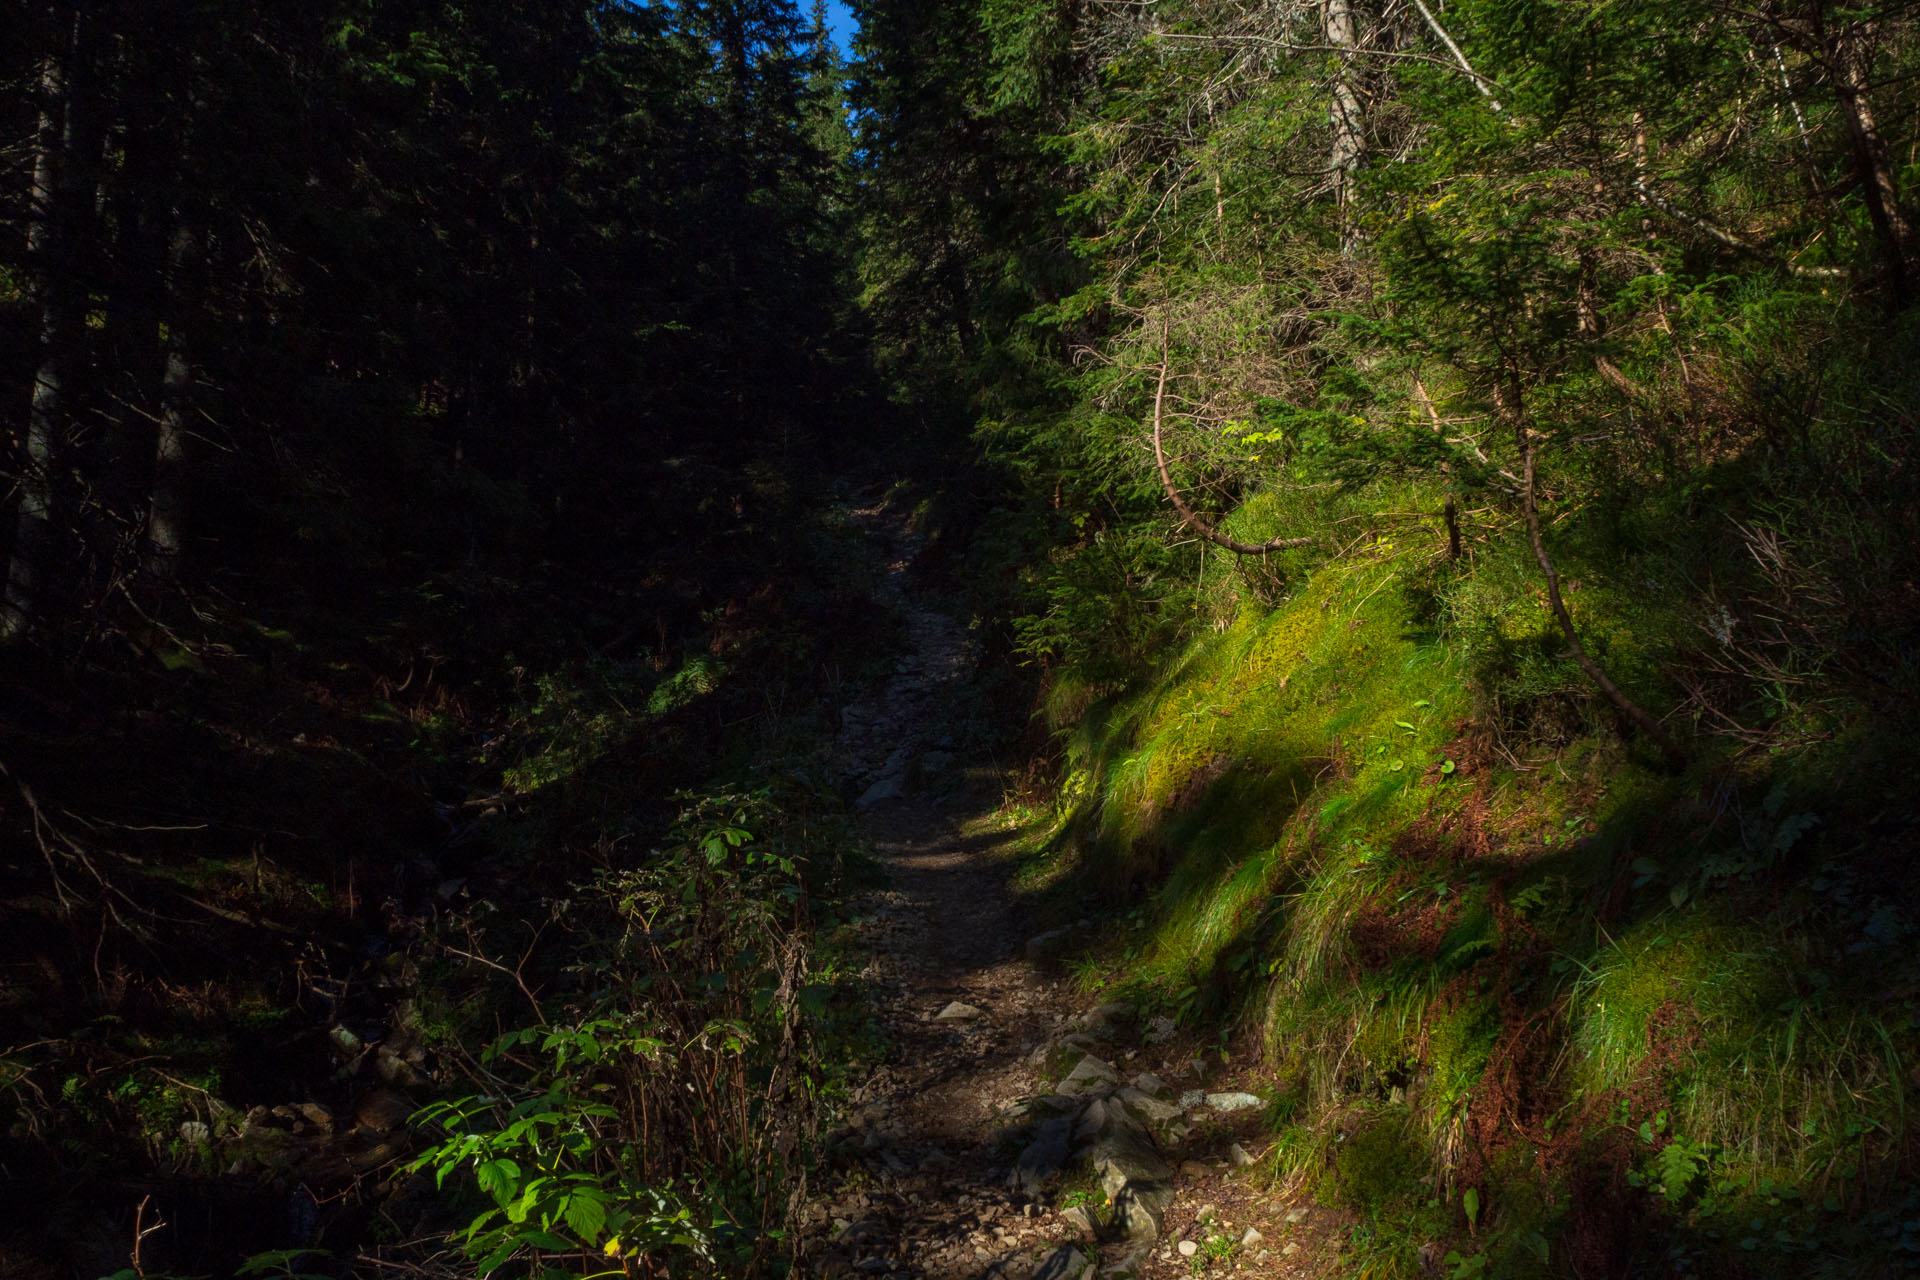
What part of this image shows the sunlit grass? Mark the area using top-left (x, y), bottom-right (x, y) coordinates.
top-left (1030, 503), bottom-right (1918, 1268)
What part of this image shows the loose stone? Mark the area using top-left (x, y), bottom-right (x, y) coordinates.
top-left (1131, 1072), bottom-right (1172, 1100)
top-left (1204, 1091), bottom-right (1263, 1112)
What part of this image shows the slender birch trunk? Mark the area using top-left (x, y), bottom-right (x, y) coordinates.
top-left (1325, 0), bottom-right (1364, 255)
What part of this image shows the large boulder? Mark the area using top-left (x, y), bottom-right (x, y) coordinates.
top-left (1082, 1095), bottom-right (1174, 1239)
top-left (1031, 1245), bottom-right (1093, 1280)
top-left (1007, 1113), bottom-right (1075, 1197)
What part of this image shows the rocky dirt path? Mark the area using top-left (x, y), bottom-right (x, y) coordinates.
top-left (801, 501), bottom-right (1346, 1280)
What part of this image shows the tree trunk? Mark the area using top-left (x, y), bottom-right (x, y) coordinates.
top-left (1325, 0), bottom-right (1364, 255)
top-left (100, 51), bottom-right (166, 519)
top-left (147, 216), bottom-right (198, 583)
top-left (4, 31), bottom-right (74, 638)
top-left (1827, 21), bottom-right (1911, 303)
top-left (1502, 374), bottom-right (1686, 772)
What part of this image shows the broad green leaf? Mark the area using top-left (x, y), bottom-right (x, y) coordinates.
top-left (476, 1158), bottom-right (521, 1203)
top-left (563, 1191), bottom-right (608, 1240)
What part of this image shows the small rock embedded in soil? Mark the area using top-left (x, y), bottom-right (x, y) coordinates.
top-left (1204, 1091), bottom-right (1263, 1112)
top-left (1131, 1072), bottom-right (1172, 1099)
top-left (1077, 1001), bottom-right (1135, 1040)
top-left (1177, 1240), bottom-right (1199, 1257)
top-left (1228, 1142), bottom-right (1257, 1166)
top-left (1114, 1086), bottom-right (1182, 1131)
top-left (1026, 928), bottom-right (1077, 964)
top-left (935, 1001), bottom-right (981, 1021)
top-left (1241, 1227), bottom-right (1264, 1247)
top-left (1044, 1032), bottom-right (1102, 1070)
top-left (1283, 1206), bottom-right (1308, 1224)
top-left (857, 774), bottom-right (906, 808)
top-left (353, 1088), bottom-right (412, 1132)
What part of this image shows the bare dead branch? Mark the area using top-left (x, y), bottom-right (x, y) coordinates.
top-left (1506, 378), bottom-right (1687, 772)
top-left (1150, 342), bottom-right (1319, 556)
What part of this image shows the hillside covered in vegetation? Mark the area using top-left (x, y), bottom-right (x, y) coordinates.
top-left (859, 0), bottom-right (1920, 1273)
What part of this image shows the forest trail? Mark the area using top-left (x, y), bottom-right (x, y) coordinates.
top-left (800, 502), bottom-right (1344, 1280)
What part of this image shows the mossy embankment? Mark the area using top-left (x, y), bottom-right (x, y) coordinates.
top-left (1009, 536), bottom-right (1920, 1276)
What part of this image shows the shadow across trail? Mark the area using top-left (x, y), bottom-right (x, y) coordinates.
top-left (800, 497), bottom-right (1088, 1276)
top-left (803, 787), bottom-right (1104, 1279)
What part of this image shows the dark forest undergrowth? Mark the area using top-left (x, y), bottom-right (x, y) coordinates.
top-left (0, 443), bottom-right (913, 1276)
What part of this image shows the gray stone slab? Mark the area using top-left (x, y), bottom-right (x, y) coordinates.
top-left (1112, 1087), bottom-right (1184, 1131)
top-left (1007, 1114), bottom-right (1073, 1197)
top-left (1057, 1054), bottom-right (1120, 1097)
top-left (1030, 1245), bottom-right (1093, 1280)
top-left (1085, 1096), bottom-right (1174, 1240)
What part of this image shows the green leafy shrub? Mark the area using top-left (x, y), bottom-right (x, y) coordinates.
top-left (410, 785), bottom-right (842, 1276)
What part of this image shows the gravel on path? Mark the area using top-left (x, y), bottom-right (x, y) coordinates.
top-left (799, 498), bottom-right (1346, 1280)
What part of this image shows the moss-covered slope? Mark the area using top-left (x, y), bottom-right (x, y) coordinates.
top-left (1026, 549), bottom-right (1920, 1277)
